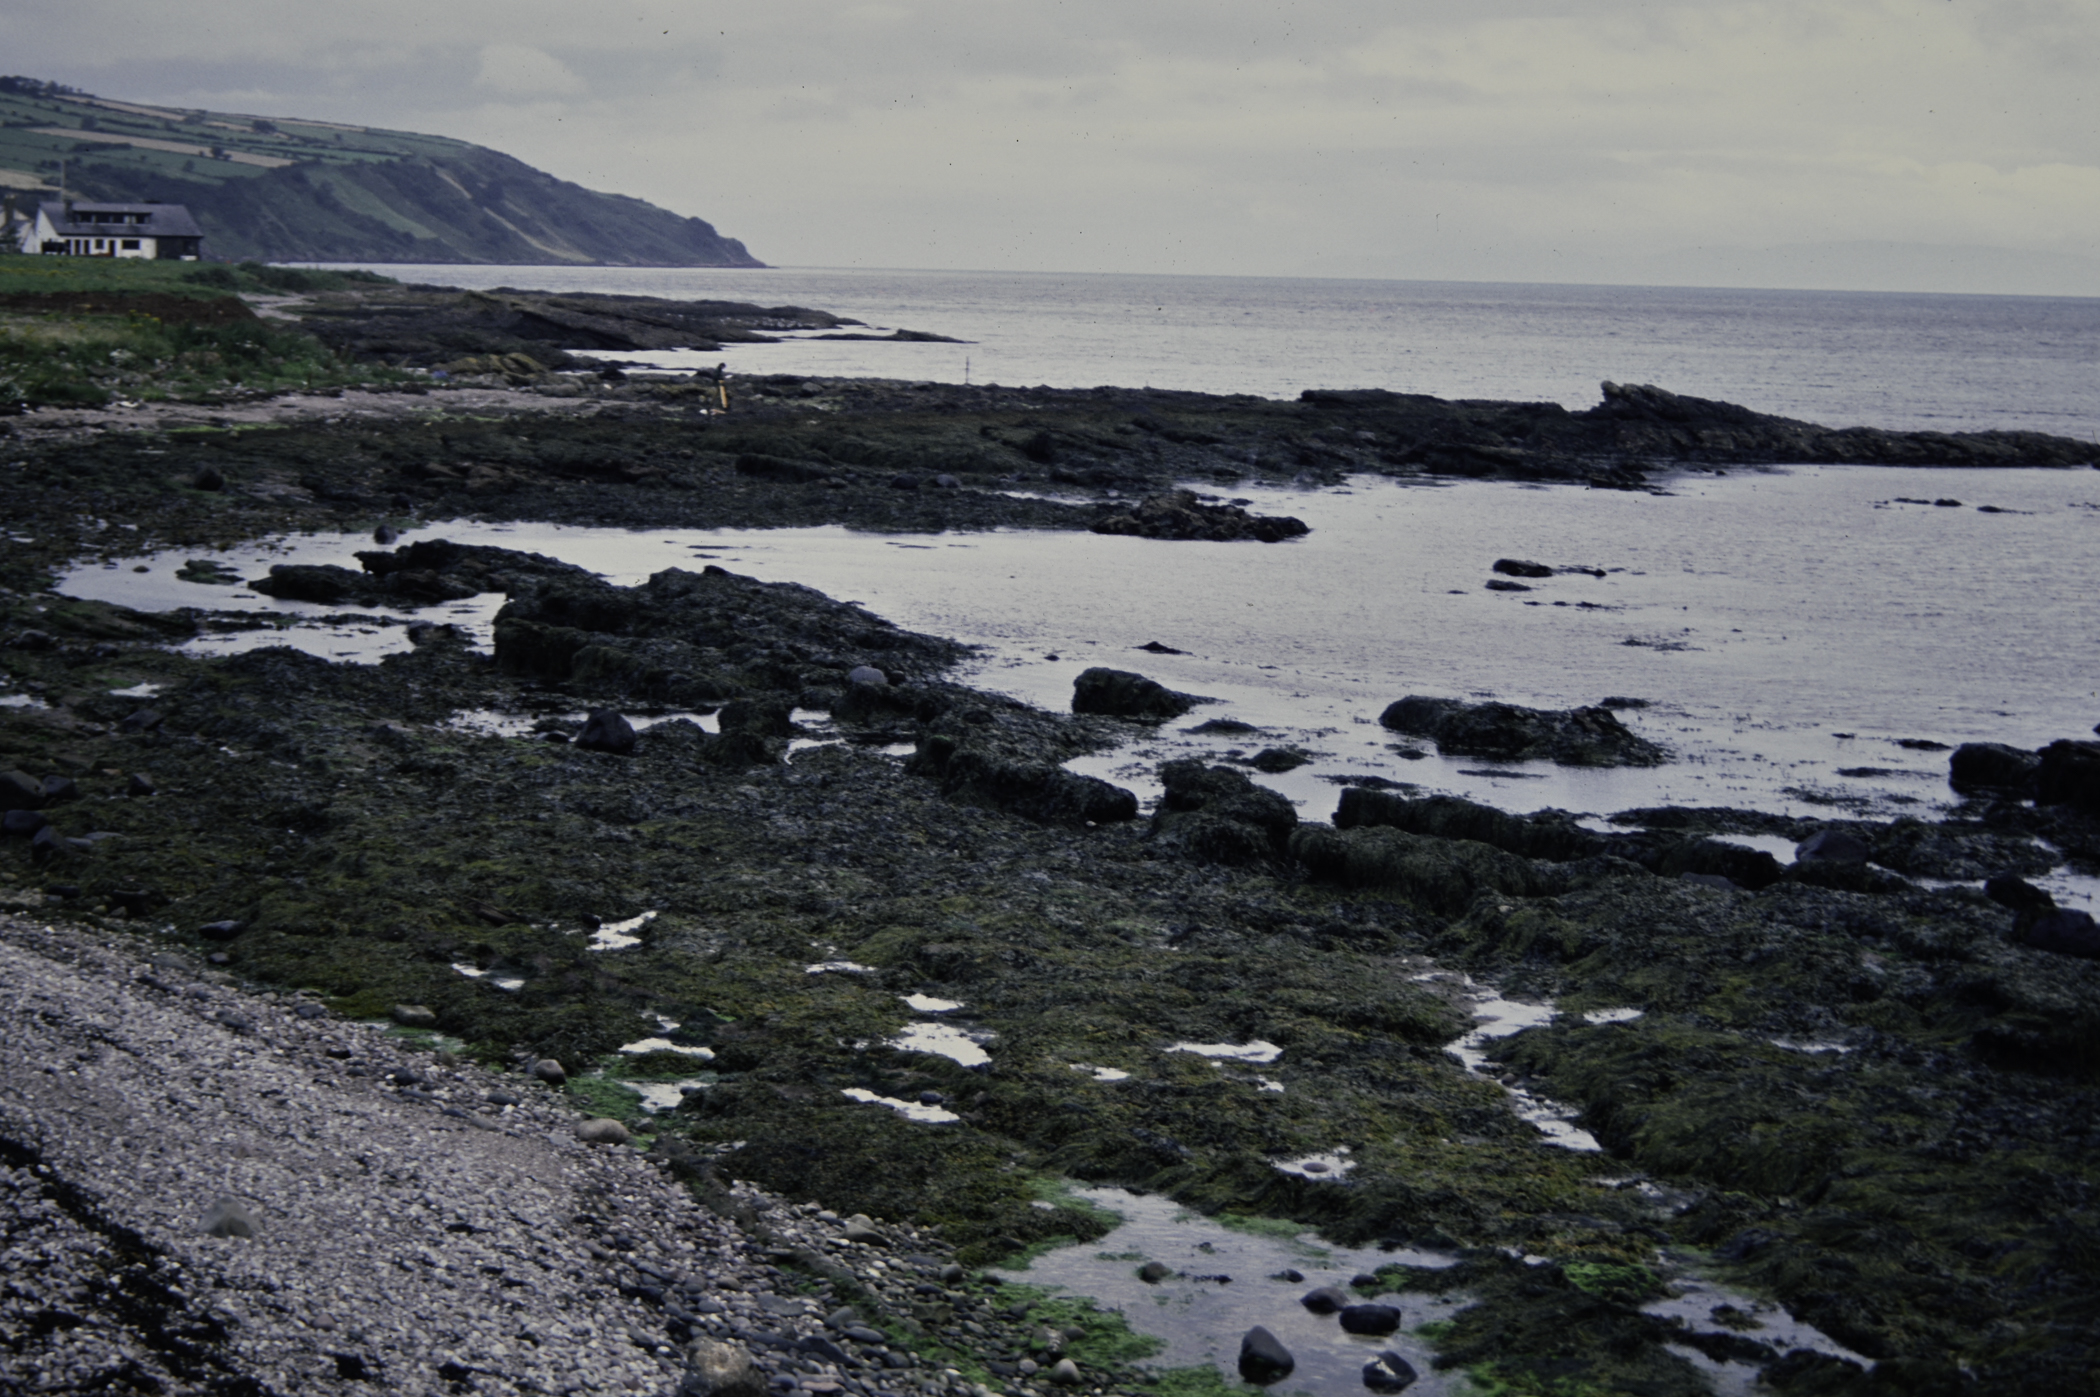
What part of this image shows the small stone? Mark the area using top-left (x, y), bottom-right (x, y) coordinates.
top-left (1045, 1359), bottom-right (1080, 1386)
top-left (193, 465), bottom-right (226, 491)
top-left (127, 772), bottom-right (157, 797)
top-left (201, 1197), bottom-right (259, 1238)
top-left (1300, 1286), bottom-right (1351, 1314)
top-left (847, 665), bottom-right (888, 688)
top-left (679, 1339), bottom-right (768, 1397)
top-left (196, 919), bottom-right (242, 941)
top-left (2, 808), bottom-right (45, 837)
top-left (40, 775), bottom-right (80, 803)
top-left (532, 1058), bottom-right (567, 1086)
top-left (937, 1261), bottom-right (964, 1283)
top-left (844, 1214), bottom-right (889, 1245)
top-left (576, 1118), bottom-right (631, 1146)
top-left (1137, 1261), bottom-right (1173, 1283)
top-left (488, 1090), bottom-right (522, 1106)
top-left (1238, 1327), bottom-right (1294, 1384)
top-left (391, 1003), bottom-right (437, 1028)
top-left (293, 1002), bottom-right (327, 1019)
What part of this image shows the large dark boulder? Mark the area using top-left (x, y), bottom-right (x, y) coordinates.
top-left (1238, 1327), bottom-right (1295, 1384)
top-left (1072, 668), bottom-right (1200, 721)
top-left (1378, 696), bottom-right (1668, 767)
top-left (1985, 874), bottom-right (2055, 918)
top-left (0, 769), bottom-right (43, 813)
top-left (2018, 909), bottom-right (2100, 959)
top-left (2036, 740), bottom-right (2100, 813)
top-left (1339, 1303), bottom-right (1402, 1336)
top-left (575, 709), bottom-right (638, 755)
top-left (1362, 1352), bottom-right (1419, 1393)
top-left (1151, 759), bottom-right (1298, 866)
top-left (1949, 742), bottom-right (2041, 796)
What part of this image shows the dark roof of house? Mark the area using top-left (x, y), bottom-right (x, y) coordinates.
top-left (36, 201), bottom-right (204, 239)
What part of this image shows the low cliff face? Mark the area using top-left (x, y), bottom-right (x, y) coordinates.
top-left (0, 76), bottom-right (763, 266)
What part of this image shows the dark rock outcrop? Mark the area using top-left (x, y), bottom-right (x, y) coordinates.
top-left (493, 565), bottom-right (965, 706)
top-left (2035, 740), bottom-right (2100, 813)
top-left (250, 538), bottom-right (591, 608)
top-left (2019, 909), bottom-right (2100, 959)
top-left (1378, 696), bottom-right (1669, 767)
top-left (1090, 490), bottom-right (1308, 543)
top-left (1072, 668), bottom-right (1201, 722)
top-left (1150, 760), bottom-right (1298, 866)
top-left (910, 735), bottom-right (1138, 827)
top-left (1949, 742), bottom-right (2041, 795)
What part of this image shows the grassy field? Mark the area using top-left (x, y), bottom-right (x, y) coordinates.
top-left (0, 254), bottom-right (390, 299)
top-left (0, 254), bottom-right (401, 407)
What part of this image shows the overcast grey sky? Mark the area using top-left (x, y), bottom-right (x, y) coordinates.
top-left (8, 0), bottom-right (2098, 292)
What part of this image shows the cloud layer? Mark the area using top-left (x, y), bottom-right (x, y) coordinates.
top-left (6, 0), bottom-right (2097, 290)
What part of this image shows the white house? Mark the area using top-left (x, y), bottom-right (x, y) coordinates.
top-left (18, 201), bottom-right (204, 259)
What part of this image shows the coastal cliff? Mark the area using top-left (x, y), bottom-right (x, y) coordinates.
top-left (0, 76), bottom-right (762, 267)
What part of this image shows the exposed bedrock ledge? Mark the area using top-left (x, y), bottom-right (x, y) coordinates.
top-left (1378, 695), bottom-right (1670, 767)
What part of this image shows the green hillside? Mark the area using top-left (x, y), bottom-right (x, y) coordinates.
top-left (0, 76), bottom-right (763, 267)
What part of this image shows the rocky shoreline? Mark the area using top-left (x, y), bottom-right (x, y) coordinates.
top-left (3, 350), bottom-right (2099, 1396)
top-left (1, 914), bottom-right (1168, 1397)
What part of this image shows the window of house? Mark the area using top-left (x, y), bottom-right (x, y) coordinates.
top-left (121, 239), bottom-right (140, 250)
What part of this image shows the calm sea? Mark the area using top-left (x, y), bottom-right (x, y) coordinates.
top-left (326, 265), bottom-right (2100, 440)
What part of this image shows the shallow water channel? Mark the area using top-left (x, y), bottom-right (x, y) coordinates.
top-left (996, 1188), bottom-right (1470, 1394)
top-left (996, 1187), bottom-right (1873, 1396)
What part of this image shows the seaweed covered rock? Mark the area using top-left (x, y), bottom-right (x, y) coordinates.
top-left (1335, 790), bottom-right (1785, 888)
top-left (1378, 696), bottom-right (1668, 767)
top-left (493, 564), bottom-right (966, 704)
top-left (1090, 489), bottom-right (1309, 543)
top-left (1335, 790), bottom-right (1605, 861)
top-left (1071, 667), bottom-right (1201, 721)
top-left (910, 734), bottom-right (1137, 826)
top-left (1150, 759), bottom-right (1297, 865)
top-left (1290, 823), bottom-right (1550, 915)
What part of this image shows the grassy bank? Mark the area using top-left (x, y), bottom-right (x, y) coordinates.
top-left (0, 255), bottom-right (399, 407)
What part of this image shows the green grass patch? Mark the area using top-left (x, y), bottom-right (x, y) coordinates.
top-left (0, 311), bottom-right (401, 407)
top-left (991, 1282), bottom-right (1166, 1367)
top-left (1459, 1364), bottom-right (1618, 1397)
top-left (566, 1074), bottom-right (647, 1121)
top-left (1560, 1261), bottom-right (1663, 1306)
top-left (0, 255), bottom-right (392, 299)
top-left (1147, 1366), bottom-right (1263, 1397)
